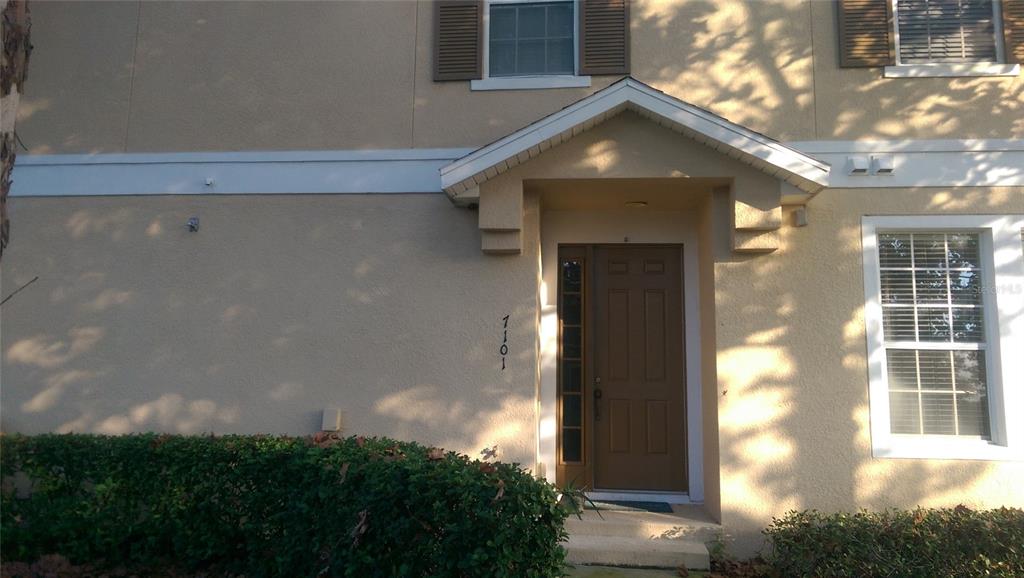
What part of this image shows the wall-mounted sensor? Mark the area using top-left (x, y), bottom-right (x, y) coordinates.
top-left (793, 206), bottom-right (808, 227)
top-left (205, 177), bottom-right (215, 187)
top-left (321, 408), bottom-right (342, 432)
top-left (186, 217), bottom-right (200, 232)
top-left (871, 155), bottom-right (896, 175)
top-left (847, 156), bottom-right (870, 175)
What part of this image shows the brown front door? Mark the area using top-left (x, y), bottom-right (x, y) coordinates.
top-left (593, 245), bottom-right (687, 492)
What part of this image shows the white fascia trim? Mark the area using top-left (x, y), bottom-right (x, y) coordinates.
top-left (439, 78), bottom-right (831, 194)
top-left (862, 214), bottom-right (1024, 461)
top-left (11, 148), bottom-right (473, 197)
top-left (884, 63), bottom-right (1020, 78)
top-left (471, 75), bottom-right (592, 91)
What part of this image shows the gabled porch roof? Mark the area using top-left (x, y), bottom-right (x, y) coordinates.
top-left (439, 77), bottom-right (830, 204)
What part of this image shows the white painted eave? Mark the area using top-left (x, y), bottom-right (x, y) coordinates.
top-left (439, 77), bottom-right (831, 202)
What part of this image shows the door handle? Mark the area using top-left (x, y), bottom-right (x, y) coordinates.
top-left (593, 378), bottom-right (602, 421)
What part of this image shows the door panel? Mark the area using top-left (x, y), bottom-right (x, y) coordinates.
top-left (608, 399), bottom-right (631, 453)
top-left (607, 290), bottom-right (630, 381)
top-left (593, 246), bottom-right (687, 492)
top-left (646, 400), bottom-right (669, 454)
top-left (644, 290), bottom-right (667, 381)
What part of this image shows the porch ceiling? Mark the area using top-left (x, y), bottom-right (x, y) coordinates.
top-left (439, 78), bottom-right (831, 205)
top-left (533, 178), bottom-right (716, 211)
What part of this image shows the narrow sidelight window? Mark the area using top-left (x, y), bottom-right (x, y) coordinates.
top-left (560, 257), bottom-right (585, 463)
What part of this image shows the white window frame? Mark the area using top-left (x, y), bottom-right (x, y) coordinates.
top-left (471, 0), bottom-right (592, 91)
top-left (862, 215), bottom-right (1024, 460)
top-left (885, 0), bottom-right (1021, 77)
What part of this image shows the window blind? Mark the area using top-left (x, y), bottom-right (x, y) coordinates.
top-left (878, 232), bottom-right (991, 438)
top-left (896, 0), bottom-right (999, 63)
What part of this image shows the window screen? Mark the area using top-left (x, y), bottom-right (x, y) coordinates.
top-left (878, 232), bottom-right (991, 438)
top-left (896, 0), bottom-right (999, 63)
top-left (489, 1), bottom-right (574, 76)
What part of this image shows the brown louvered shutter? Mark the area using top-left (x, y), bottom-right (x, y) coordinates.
top-left (1004, 0), bottom-right (1024, 63)
top-left (434, 0), bottom-right (482, 81)
top-left (838, 0), bottom-right (896, 67)
top-left (579, 0), bottom-right (630, 75)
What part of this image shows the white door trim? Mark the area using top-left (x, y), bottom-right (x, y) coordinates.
top-left (538, 209), bottom-right (704, 503)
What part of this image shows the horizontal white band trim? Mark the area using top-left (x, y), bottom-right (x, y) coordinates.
top-left (11, 148), bottom-right (473, 197)
top-left (471, 75), bottom-right (592, 91)
top-left (800, 149), bottom-right (1024, 188)
top-left (789, 138), bottom-right (1024, 154)
top-left (884, 63), bottom-right (1020, 78)
top-left (10, 138), bottom-right (1024, 197)
top-left (13, 148), bottom-right (475, 166)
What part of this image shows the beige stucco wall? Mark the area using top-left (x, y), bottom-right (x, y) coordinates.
top-left (16, 0), bottom-right (1023, 154)
top-left (0, 194), bottom-right (542, 466)
top-left (436, 111), bottom-right (1024, 553)
top-left (715, 186), bottom-right (1024, 555)
top-left (4, 96), bottom-right (1024, 559)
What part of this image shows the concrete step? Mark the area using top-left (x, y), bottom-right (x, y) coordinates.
top-left (564, 534), bottom-right (710, 570)
top-left (564, 507), bottom-right (717, 570)
top-left (565, 509), bottom-right (720, 542)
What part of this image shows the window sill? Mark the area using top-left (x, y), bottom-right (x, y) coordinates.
top-left (470, 75), bottom-right (592, 91)
top-left (873, 437), bottom-right (1023, 461)
top-left (884, 63), bottom-right (1021, 78)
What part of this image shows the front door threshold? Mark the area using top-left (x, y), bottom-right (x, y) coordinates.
top-left (587, 490), bottom-right (695, 505)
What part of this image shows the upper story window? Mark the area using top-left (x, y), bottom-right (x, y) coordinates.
top-left (894, 0), bottom-right (1002, 64)
top-left (862, 215), bottom-right (1024, 461)
top-left (836, 0), bottom-right (1021, 77)
top-left (489, 1), bottom-right (575, 77)
top-left (433, 0), bottom-right (629, 90)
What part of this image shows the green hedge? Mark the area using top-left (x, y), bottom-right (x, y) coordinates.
top-left (0, 433), bottom-right (567, 577)
top-left (764, 507), bottom-right (1024, 577)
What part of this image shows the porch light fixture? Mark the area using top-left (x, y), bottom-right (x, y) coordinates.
top-left (624, 201), bottom-right (648, 208)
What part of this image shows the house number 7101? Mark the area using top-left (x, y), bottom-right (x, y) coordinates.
top-left (500, 314), bottom-right (509, 370)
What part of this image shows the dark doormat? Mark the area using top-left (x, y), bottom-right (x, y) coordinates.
top-left (584, 500), bottom-right (674, 513)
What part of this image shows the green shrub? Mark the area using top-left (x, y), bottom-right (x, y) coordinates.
top-left (0, 433), bottom-right (567, 577)
top-left (764, 506), bottom-right (1024, 577)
